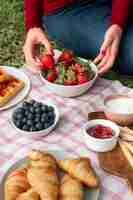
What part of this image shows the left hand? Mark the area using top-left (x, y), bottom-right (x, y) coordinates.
top-left (94, 24), bottom-right (122, 75)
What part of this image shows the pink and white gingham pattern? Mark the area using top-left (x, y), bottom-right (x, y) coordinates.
top-left (0, 69), bottom-right (133, 200)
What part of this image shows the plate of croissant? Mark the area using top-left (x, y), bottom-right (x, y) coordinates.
top-left (0, 150), bottom-right (100, 200)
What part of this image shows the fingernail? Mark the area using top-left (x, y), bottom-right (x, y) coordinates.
top-left (101, 50), bottom-right (106, 56)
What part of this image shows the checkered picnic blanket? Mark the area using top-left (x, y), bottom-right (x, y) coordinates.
top-left (0, 68), bottom-right (133, 200)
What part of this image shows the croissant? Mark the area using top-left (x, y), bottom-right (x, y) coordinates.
top-left (16, 189), bottom-right (40, 200)
top-left (60, 174), bottom-right (84, 200)
top-left (5, 167), bottom-right (30, 200)
top-left (27, 150), bottom-right (59, 200)
top-left (58, 157), bottom-right (99, 188)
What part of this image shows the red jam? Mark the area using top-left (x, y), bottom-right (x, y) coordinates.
top-left (87, 125), bottom-right (114, 139)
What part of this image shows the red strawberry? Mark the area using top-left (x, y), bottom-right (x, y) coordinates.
top-left (64, 79), bottom-right (77, 85)
top-left (59, 50), bottom-right (74, 64)
top-left (77, 73), bottom-right (89, 84)
top-left (73, 63), bottom-right (84, 73)
top-left (40, 54), bottom-right (55, 69)
top-left (46, 70), bottom-right (57, 82)
top-left (54, 67), bottom-right (59, 76)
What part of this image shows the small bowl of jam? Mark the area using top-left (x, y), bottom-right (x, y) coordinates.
top-left (83, 119), bottom-right (120, 152)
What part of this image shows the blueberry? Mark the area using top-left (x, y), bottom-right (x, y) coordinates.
top-left (35, 123), bottom-right (43, 131)
top-left (33, 102), bottom-right (41, 108)
top-left (35, 107), bottom-right (42, 114)
top-left (44, 115), bottom-right (49, 122)
top-left (48, 118), bottom-right (55, 126)
top-left (27, 120), bottom-right (33, 126)
top-left (41, 112), bottom-right (46, 118)
top-left (48, 116), bottom-right (52, 121)
top-left (49, 114), bottom-right (55, 121)
top-left (33, 103), bottom-right (38, 108)
top-left (22, 125), bottom-right (30, 131)
top-left (40, 117), bottom-right (46, 123)
top-left (13, 108), bottom-right (25, 119)
top-left (43, 123), bottom-right (47, 129)
top-left (16, 113), bottom-right (24, 120)
top-left (29, 99), bottom-right (36, 105)
top-left (41, 105), bottom-right (48, 112)
top-left (15, 121), bottom-right (22, 129)
top-left (15, 107), bottom-right (25, 114)
top-left (47, 111), bottom-right (53, 116)
top-left (49, 120), bottom-right (54, 126)
top-left (44, 123), bottom-right (50, 129)
top-left (22, 118), bottom-right (27, 124)
top-left (47, 111), bottom-right (55, 118)
top-left (35, 113), bottom-right (41, 118)
top-left (24, 110), bottom-right (29, 116)
top-left (43, 124), bottom-right (47, 129)
top-left (27, 113), bottom-right (34, 120)
top-left (22, 101), bottom-right (31, 108)
top-left (47, 122), bottom-right (53, 128)
top-left (34, 117), bottom-right (41, 123)
top-left (38, 102), bottom-right (43, 107)
top-left (24, 107), bottom-right (32, 114)
top-left (12, 111), bottom-right (18, 120)
top-left (29, 106), bottom-right (35, 113)
top-left (48, 106), bottom-right (54, 112)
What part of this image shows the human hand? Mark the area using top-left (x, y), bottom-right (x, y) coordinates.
top-left (23, 27), bottom-right (53, 72)
top-left (94, 24), bottom-right (122, 75)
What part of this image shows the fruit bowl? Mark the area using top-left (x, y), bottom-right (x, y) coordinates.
top-left (40, 49), bottom-right (98, 97)
top-left (10, 100), bottom-right (60, 138)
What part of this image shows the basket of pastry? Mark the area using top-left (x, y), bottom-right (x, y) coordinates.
top-left (0, 67), bottom-right (24, 107)
top-left (3, 150), bottom-right (100, 200)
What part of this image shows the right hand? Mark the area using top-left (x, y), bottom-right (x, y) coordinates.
top-left (23, 27), bottom-right (53, 72)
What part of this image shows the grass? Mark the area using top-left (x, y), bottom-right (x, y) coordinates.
top-left (0, 0), bottom-right (133, 88)
top-left (0, 0), bottom-right (24, 67)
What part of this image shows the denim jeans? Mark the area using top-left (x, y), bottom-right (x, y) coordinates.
top-left (42, 0), bottom-right (133, 75)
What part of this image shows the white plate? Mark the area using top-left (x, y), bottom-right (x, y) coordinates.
top-left (0, 150), bottom-right (100, 200)
top-left (40, 49), bottom-right (98, 97)
top-left (0, 66), bottom-right (30, 111)
top-left (10, 101), bottom-right (60, 138)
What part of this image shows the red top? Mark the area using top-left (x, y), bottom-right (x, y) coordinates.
top-left (24, 0), bottom-right (131, 32)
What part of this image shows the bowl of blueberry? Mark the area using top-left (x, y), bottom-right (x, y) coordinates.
top-left (11, 99), bottom-right (59, 137)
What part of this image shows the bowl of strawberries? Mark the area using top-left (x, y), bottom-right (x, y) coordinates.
top-left (40, 49), bottom-right (98, 97)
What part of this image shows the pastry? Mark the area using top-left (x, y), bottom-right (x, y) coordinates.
top-left (4, 167), bottom-right (30, 200)
top-left (0, 76), bottom-right (24, 107)
top-left (58, 157), bottom-right (99, 188)
top-left (119, 140), bottom-right (133, 169)
top-left (27, 150), bottom-right (59, 200)
top-left (60, 174), bottom-right (84, 200)
top-left (0, 68), bottom-right (10, 83)
top-left (16, 189), bottom-right (40, 200)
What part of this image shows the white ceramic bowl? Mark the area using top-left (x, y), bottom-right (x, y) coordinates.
top-left (40, 50), bottom-right (98, 97)
top-left (83, 119), bottom-right (120, 152)
top-left (11, 102), bottom-right (60, 138)
top-left (104, 95), bottom-right (133, 126)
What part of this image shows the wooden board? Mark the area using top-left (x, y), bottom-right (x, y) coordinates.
top-left (88, 111), bottom-right (107, 121)
top-left (99, 145), bottom-right (133, 191)
top-left (88, 111), bottom-right (133, 129)
top-left (88, 111), bottom-right (133, 191)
